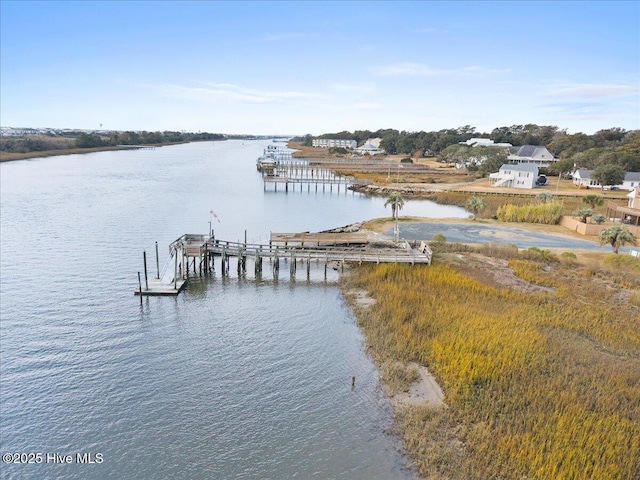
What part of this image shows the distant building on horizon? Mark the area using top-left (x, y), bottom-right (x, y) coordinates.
top-left (312, 138), bottom-right (357, 149)
top-left (461, 138), bottom-right (512, 148)
top-left (354, 139), bottom-right (385, 156)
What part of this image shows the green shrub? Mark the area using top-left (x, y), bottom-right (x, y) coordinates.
top-left (560, 251), bottom-right (577, 264)
top-left (432, 233), bottom-right (447, 243)
top-left (602, 253), bottom-right (640, 272)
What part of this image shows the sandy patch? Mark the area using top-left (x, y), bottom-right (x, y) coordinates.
top-left (345, 288), bottom-right (376, 309)
top-left (390, 362), bottom-right (445, 409)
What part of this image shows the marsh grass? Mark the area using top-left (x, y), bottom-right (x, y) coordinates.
top-left (380, 362), bottom-right (421, 395)
top-left (342, 249), bottom-right (640, 479)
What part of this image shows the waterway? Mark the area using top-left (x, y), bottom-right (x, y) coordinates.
top-left (0, 140), bottom-right (468, 479)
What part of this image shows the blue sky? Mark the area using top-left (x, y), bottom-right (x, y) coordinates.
top-left (1, 1), bottom-right (638, 135)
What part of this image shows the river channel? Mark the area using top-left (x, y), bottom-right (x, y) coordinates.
top-left (0, 140), bottom-right (468, 479)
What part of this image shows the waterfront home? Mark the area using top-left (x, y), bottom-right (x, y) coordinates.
top-left (489, 164), bottom-right (539, 189)
top-left (572, 169), bottom-right (640, 190)
top-left (572, 169), bottom-right (600, 188)
top-left (354, 140), bottom-right (385, 156)
top-left (460, 138), bottom-right (512, 148)
top-left (312, 138), bottom-right (357, 149)
top-left (507, 145), bottom-right (556, 167)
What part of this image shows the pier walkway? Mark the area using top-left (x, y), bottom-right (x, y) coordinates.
top-left (135, 231), bottom-right (432, 296)
top-left (261, 164), bottom-right (372, 192)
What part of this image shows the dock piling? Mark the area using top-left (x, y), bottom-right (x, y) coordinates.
top-left (143, 251), bottom-right (149, 290)
top-left (155, 242), bottom-right (160, 279)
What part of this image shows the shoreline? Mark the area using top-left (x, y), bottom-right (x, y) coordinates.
top-left (0, 140), bottom-right (202, 163)
top-left (339, 222), bottom-right (639, 478)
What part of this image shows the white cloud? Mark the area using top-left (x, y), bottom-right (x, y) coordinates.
top-left (545, 83), bottom-right (639, 98)
top-left (371, 62), bottom-right (509, 77)
top-left (144, 82), bottom-right (328, 105)
top-left (330, 82), bottom-right (376, 94)
top-left (263, 32), bottom-right (314, 41)
top-left (353, 102), bottom-right (383, 110)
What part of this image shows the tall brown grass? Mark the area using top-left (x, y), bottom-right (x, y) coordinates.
top-left (342, 252), bottom-right (640, 479)
top-left (496, 201), bottom-right (564, 224)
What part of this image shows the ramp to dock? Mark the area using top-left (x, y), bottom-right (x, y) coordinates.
top-left (270, 232), bottom-right (368, 247)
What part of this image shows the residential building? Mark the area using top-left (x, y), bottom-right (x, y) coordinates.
top-left (354, 140), bottom-right (385, 156)
top-left (490, 164), bottom-right (540, 189)
top-left (312, 139), bottom-right (357, 149)
top-left (461, 138), bottom-right (512, 147)
top-left (572, 169), bottom-right (640, 190)
top-left (507, 145), bottom-right (556, 167)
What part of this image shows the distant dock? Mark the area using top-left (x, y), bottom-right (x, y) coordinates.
top-left (260, 163), bottom-right (372, 192)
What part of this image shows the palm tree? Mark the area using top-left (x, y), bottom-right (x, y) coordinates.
top-left (385, 193), bottom-right (405, 241)
top-left (384, 193), bottom-right (405, 219)
top-left (573, 207), bottom-right (595, 223)
top-left (582, 194), bottom-right (604, 209)
top-left (466, 195), bottom-right (486, 220)
top-left (599, 225), bottom-right (637, 254)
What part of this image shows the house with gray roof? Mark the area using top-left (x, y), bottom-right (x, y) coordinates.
top-left (572, 169), bottom-right (640, 190)
top-left (507, 145), bottom-right (556, 167)
top-left (354, 140), bottom-right (385, 156)
top-left (489, 163), bottom-right (540, 189)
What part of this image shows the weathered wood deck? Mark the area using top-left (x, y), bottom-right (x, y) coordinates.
top-left (136, 232), bottom-right (432, 296)
top-left (270, 232), bottom-right (369, 246)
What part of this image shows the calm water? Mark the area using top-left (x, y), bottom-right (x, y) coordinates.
top-left (0, 141), bottom-right (467, 479)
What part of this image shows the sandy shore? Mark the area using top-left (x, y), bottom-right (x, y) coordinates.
top-left (345, 287), bottom-right (446, 410)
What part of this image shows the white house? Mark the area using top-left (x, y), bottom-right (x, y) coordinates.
top-left (507, 145), bottom-right (556, 167)
top-left (490, 164), bottom-right (539, 189)
top-left (312, 138), bottom-right (357, 149)
top-left (354, 140), bottom-right (385, 156)
top-left (622, 172), bottom-right (640, 190)
top-left (572, 169), bottom-right (600, 188)
top-left (572, 169), bottom-right (640, 190)
top-left (461, 138), bottom-right (512, 148)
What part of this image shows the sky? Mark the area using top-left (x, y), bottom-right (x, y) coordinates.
top-left (1, 1), bottom-right (639, 136)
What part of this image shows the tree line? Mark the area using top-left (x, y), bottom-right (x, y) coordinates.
top-left (1, 130), bottom-right (225, 154)
top-left (294, 124), bottom-right (640, 175)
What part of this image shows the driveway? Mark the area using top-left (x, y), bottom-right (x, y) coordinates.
top-left (390, 222), bottom-right (627, 253)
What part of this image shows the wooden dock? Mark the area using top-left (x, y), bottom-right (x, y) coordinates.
top-left (261, 164), bottom-right (372, 192)
top-left (135, 277), bottom-right (187, 296)
top-left (136, 232), bottom-right (432, 296)
top-left (270, 232), bottom-right (369, 246)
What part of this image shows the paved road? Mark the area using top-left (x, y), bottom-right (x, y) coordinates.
top-left (390, 222), bottom-right (630, 253)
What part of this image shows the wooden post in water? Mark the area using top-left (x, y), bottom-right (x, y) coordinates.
top-left (138, 272), bottom-right (143, 305)
top-left (324, 255), bottom-right (328, 280)
top-left (155, 241), bottom-right (160, 279)
top-left (174, 248), bottom-right (178, 289)
top-left (143, 251), bottom-right (149, 290)
top-left (221, 246), bottom-right (227, 277)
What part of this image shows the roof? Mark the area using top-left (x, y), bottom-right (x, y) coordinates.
top-left (499, 163), bottom-right (539, 172)
top-left (624, 172), bottom-right (640, 182)
top-left (508, 145), bottom-right (553, 160)
top-left (574, 170), bottom-right (640, 182)
top-left (573, 169), bottom-right (594, 179)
